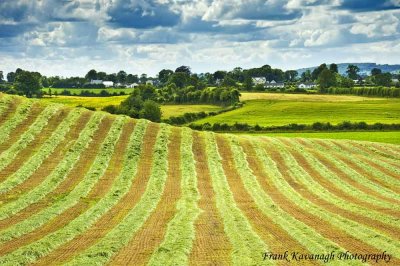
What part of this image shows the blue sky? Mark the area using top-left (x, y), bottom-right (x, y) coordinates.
top-left (0, 0), bottom-right (399, 77)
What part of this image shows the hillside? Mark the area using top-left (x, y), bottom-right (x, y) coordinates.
top-left (296, 63), bottom-right (400, 76)
top-left (0, 93), bottom-right (399, 265)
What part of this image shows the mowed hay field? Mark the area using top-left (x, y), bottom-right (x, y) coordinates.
top-left (0, 93), bottom-right (399, 265)
top-left (195, 93), bottom-right (400, 126)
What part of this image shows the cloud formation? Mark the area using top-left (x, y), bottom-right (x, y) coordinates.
top-left (0, 0), bottom-right (399, 76)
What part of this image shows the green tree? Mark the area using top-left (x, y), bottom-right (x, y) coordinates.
top-left (284, 70), bottom-right (298, 82)
top-left (346, 64), bottom-right (360, 79)
top-left (311, 64), bottom-right (327, 80)
top-left (317, 69), bottom-right (337, 90)
top-left (139, 100), bottom-right (162, 122)
top-left (371, 68), bottom-right (382, 76)
top-left (117, 70), bottom-right (127, 84)
top-left (7, 72), bottom-right (16, 82)
top-left (158, 69), bottom-right (173, 84)
top-left (374, 73), bottom-right (392, 86)
top-left (85, 69), bottom-right (97, 81)
top-left (168, 72), bottom-right (189, 88)
top-left (300, 70), bottom-right (312, 82)
top-left (175, 65), bottom-right (191, 75)
top-left (243, 75), bottom-right (253, 90)
top-left (0, 71), bottom-right (3, 82)
top-left (15, 70), bottom-right (42, 98)
top-left (329, 63), bottom-right (338, 73)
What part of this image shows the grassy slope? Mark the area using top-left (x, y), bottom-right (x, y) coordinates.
top-left (0, 93), bottom-right (399, 265)
top-left (41, 96), bottom-right (223, 119)
top-left (195, 93), bottom-right (400, 126)
top-left (239, 131), bottom-right (400, 145)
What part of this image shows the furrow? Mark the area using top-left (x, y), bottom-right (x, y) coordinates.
top-left (256, 140), bottom-right (400, 261)
top-left (0, 113), bottom-right (106, 235)
top-left (64, 123), bottom-right (169, 265)
top-left (0, 104), bottom-right (59, 175)
top-left (217, 135), bottom-right (315, 266)
top-left (147, 128), bottom-right (201, 266)
top-left (0, 116), bottom-right (125, 264)
top-left (202, 132), bottom-right (267, 266)
top-left (189, 131), bottom-right (232, 266)
top-left (107, 127), bottom-right (181, 266)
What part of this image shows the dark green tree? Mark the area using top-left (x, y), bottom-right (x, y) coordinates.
top-left (371, 68), bottom-right (382, 76)
top-left (7, 72), bottom-right (16, 82)
top-left (311, 64), bottom-right (327, 80)
top-left (117, 70), bottom-right (127, 83)
top-left (15, 70), bottom-right (42, 98)
top-left (85, 69), bottom-right (97, 81)
top-left (158, 69), bottom-right (173, 84)
top-left (175, 66), bottom-right (191, 75)
top-left (284, 70), bottom-right (298, 82)
top-left (329, 63), bottom-right (338, 73)
top-left (139, 100), bottom-right (162, 122)
top-left (374, 73), bottom-right (392, 86)
top-left (317, 69), bottom-right (337, 90)
top-left (346, 64), bottom-right (360, 79)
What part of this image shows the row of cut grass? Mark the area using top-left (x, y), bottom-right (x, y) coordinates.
top-left (0, 109), bottom-right (82, 193)
top-left (305, 139), bottom-right (400, 187)
top-left (0, 104), bottom-right (59, 173)
top-left (288, 139), bottom-right (400, 202)
top-left (270, 138), bottom-right (400, 229)
top-left (0, 112), bottom-right (104, 225)
top-left (147, 128), bottom-right (201, 265)
top-left (0, 100), bottom-right (33, 147)
top-left (204, 132), bottom-right (267, 265)
top-left (0, 116), bottom-right (126, 264)
top-left (273, 138), bottom-right (400, 212)
top-left (66, 123), bottom-right (170, 265)
top-left (227, 135), bottom-right (345, 255)
top-left (0, 96), bottom-right (12, 117)
top-left (254, 140), bottom-right (400, 259)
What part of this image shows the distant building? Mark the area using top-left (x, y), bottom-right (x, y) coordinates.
top-left (102, 81), bottom-right (114, 87)
top-left (127, 83), bottom-right (139, 88)
top-left (298, 82), bottom-right (317, 89)
top-left (252, 77), bottom-right (266, 85)
top-left (392, 78), bottom-right (399, 83)
top-left (90, 79), bottom-right (103, 85)
top-left (265, 80), bottom-right (285, 88)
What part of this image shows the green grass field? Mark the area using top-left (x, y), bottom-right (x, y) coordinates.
top-left (195, 93), bottom-right (400, 126)
top-left (238, 131), bottom-right (400, 145)
top-left (42, 87), bottom-right (135, 95)
top-left (41, 95), bottom-right (129, 110)
top-left (41, 96), bottom-right (223, 118)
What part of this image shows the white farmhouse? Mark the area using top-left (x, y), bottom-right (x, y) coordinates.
top-left (252, 77), bottom-right (266, 86)
top-left (127, 83), bottom-right (139, 88)
top-left (90, 79), bottom-right (103, 85)
top-left (265, 80), bottom-right (285, 88)
top-left (102, 81), bottom-right (114, 87)
top-left (298, 82), bottom-right (317, 89)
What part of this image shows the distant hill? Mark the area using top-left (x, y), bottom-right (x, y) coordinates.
top-left (296, 63), bottom-right (400, 76)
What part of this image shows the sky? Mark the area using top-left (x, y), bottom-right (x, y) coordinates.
top-left (0, 0), bottom-right (400, 77)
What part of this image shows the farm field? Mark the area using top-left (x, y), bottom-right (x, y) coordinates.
top-left (240, 131), bottom-right (400, 145)
top-left (42, 87), bottom-right (135, 95)
top-left (41, 95), bottom-right (223, 118)
top-left (195, 94), bottom-right (400, 126)
top-left (0, 93), bottom-right (399, 265)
